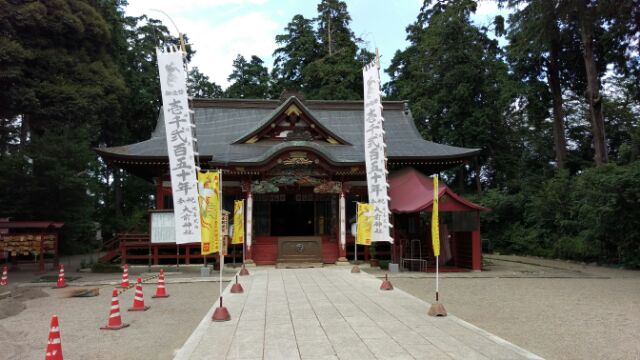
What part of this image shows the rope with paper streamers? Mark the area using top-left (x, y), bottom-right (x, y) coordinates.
top-left (116, 273), bottom-right (161, 296)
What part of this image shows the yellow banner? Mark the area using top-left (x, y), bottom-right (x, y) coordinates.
top-left (232, 200), bottom-right (244, 244)
top-left (431, 175), bottom-right (440, 257)
top-left (198, 171), bottom-right (221, 255)
top-left (356, 203), bottom-right (373, 246)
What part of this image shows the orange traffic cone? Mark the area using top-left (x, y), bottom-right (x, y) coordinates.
top-left (101, 289), bottom-right (129, 330)
top-left (152, 269), bottom-right (169, 298)
top-left (45, 315), bottom-right (63, 360)
top-left (1, 266), bottom-right (7, 286)
top-left (380, 273), bottom-right (394, 291)
top-left (128, 277), bottom-right (150, 311)
top-left (55, 265), bottom-right (67, 288)
top-left (121, 264), bottom-right (129, 289)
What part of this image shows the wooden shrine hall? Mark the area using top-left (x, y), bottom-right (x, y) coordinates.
top-left (96, 95), bottom-right (483, 269)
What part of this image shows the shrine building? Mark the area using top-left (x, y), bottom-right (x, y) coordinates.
top-left (96, 95), bottom-right (485, 270)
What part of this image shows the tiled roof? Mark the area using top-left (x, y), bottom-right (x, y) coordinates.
top-left (96, 97), bottom-right (480, 165)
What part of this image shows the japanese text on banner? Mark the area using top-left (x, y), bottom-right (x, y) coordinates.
top-left (232, 200), bottom-right (244, 245)
top-left (363, 58), bottom-right (392, 242)
top-left (157, 49), bottom-right (200, 244)
top-left (198, 171), bottom-right (221, 255)
top-left (356, 203), bottom-right (373, 246)
top-left (431, 175), bottom-right (440, 257)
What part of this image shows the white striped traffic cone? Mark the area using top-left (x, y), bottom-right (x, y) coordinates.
top-left (121, 264), bottom-right (129, 289)
top-left (128, 277), bottom-right (149, 311)
top-left (45, 315), bottom-right (63, 360)
top-left (55, 265), bottom-right (67, 288)
top-left (0, 266), bottom-right (7, 286)
top-left (100, 289), bottom-right (129, 330)
top-left (152, 269), bottom-right (169, 298)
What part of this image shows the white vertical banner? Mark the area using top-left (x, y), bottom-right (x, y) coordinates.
top-left (246, 192), bottom-right (253, 253)
top-left (157, 48), bottom-right (201, 244)
top-left (339, 192), bottom-right (346, 250)
top-left (363, 55), bottom-right (393, 243)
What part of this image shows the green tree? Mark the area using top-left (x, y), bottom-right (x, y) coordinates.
top-left (272, 14), bottom-right (319, 92)
top-left (188, 67), bottom-right (223, 98)
top-left (225, 54), bottom-right (272, 99)
top-left (498, 0), bottom-right (570, 170)
top-left (0, 0), bottom-right (128, 250)
top-left (387, 0), bottom-right (518, 189)
top-left (303, 0), bottom-right (373, 100)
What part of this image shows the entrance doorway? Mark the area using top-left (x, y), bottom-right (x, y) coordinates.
top-left (270, 199), bottom-right (314, 236)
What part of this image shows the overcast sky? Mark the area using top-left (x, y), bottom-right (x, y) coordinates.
top-left (125, 0), bottom-right (505, 87)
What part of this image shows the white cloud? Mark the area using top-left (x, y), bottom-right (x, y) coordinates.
top-left (126, 2), bottom-right (279, 88)
top-left (125, 0), bottom-right (268, 17)
top-left (176, 13), bottom-right (280, 87)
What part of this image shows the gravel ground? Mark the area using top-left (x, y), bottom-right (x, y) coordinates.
top-left (369, 256), bottom-right (640, 360)
top-left (0, 281), bottom-right (224, 360)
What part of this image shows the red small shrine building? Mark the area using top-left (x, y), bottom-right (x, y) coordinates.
top-left (97, 95), bottom-right (484, 269)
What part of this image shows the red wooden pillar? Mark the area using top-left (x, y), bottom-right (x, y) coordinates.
top-left (185, 245), bottom-right (191, 264)
top-left (121, 244), bottom-right (127, 265)
top-left (38, 232), bottom-right (45, 273)
top-left (155, 176), bottom-right (164, 209)
top-left (53, 233), bottom-right (60, 268)
top-left (153, 247), bottom-right (159, 265)
top-left (471, 230), bottom-right (481, 271)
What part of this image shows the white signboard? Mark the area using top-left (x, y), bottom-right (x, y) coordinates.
top-left (157, 48), bottom-right (201, 244)
top-left (151, 212), bottom-right (175, 243)
top-left (363, 58), bottom-right (393, 243)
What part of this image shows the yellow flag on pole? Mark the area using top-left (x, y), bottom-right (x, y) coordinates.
top-left (198, 171), bottom-right (221, 255)
top-left (431, 175), bottom-right (440, 257)
top-left (232, 200), bottom-right (244, 244)
top-left (356, 203), bottom-right (373, 246)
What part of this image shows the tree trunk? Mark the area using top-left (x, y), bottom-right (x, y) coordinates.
top-left (113, 167), bottom-right (124, 219)
top-left (19, 114), bottom-right (30, 151)
top-left (548, 37), bottom-right (568, 170)
top-left (327, 14), bottom-right (332, 56)
top-left (474, 159), bottom-right (482, 194)
top-left (579, 13), bottom-right (607, 166)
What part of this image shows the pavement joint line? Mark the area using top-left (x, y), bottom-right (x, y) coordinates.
top-left (174, 267), bottom-right (546, 360)
top-left (354, 268), bottom-right (545, 360)
top-left (293, 269), bottom-right (339, 357)
top-left (224, 269), bottom-right (254, 359)
top-left (327, 270), bottom-right (421, 358)
top-left (281, 270), bottom-right (303, 359)
top-left (310, 270), bottom-right (383, 358)
top-left (173, 269), bottom-right (242, 360)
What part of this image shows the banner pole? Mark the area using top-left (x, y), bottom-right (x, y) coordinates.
top-left (436, 256), bottom-right (439, 301)
top-left (219, 169), bottom-right (223, 299)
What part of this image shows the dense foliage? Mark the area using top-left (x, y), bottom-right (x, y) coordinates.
top-left (0, 0), bottom-right (638, 266)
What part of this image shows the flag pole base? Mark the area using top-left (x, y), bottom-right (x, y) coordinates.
top-left (239, 264), bottom-right (250, 276)
top-left (428, 302), bottom-right (447, 317)
top-left (212, 296), bottom-right (231, 322)
top-left (212, 306), bottom-right (231, 321)
top-left (230, 275), bottom-right (244, 293)
top-left (351, 265), bottom-right (361, 273)
top-left (380, 274), bottom-right (393, 290)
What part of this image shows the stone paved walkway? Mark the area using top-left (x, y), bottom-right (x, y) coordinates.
top-left (175, 267), bottom-right (544, 360)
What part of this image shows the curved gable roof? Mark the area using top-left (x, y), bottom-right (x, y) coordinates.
top-left (96, 97), bottom-right (481, 167)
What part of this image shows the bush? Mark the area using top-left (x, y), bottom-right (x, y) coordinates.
top-left (477, 161), bottom-right (640, 268)
top-left (91, 262), bottom-right (122, 273)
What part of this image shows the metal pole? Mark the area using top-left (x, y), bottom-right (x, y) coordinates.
top-left (436, 256), bottom-right (439, 301)
top-left (176, 244), bottom-right (180, 271)
top-left (219, 170), bottom-right (223, 298)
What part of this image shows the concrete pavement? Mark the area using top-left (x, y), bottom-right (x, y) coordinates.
top-left (175, 267), bottom-right (544, 360)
